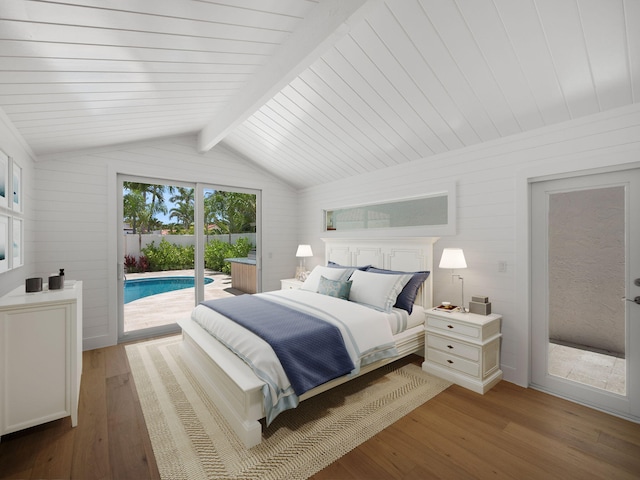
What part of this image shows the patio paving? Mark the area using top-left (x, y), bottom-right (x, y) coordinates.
top-left (124, 269), bottom-right (243, 332)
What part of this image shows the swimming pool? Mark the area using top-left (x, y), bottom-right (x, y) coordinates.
top-left (124, 276), bottom-right (213, 304)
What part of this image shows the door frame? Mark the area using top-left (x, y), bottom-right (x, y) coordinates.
top-left (117, 174), bottom-right (192, 343)
top-left (516, 159), bottom-right (640, 422)
top-left (195, 183), bottom-right (262, 301)
top-left (530, 169), bottom-right (638, 418)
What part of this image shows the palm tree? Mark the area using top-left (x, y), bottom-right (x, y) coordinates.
top-left (144, 184), bottom-right (168, 227)
top-left (123, 189), bottom-right (145, 234)
top-left (169, 187), bottom-right (194, 231)
top-left (123, 182), bottom-right (170, 231)
top-left (204, 191), bottom-right (256, 242)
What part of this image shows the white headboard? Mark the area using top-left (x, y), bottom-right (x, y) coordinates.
top-left (322, 237), bottom-right (438, 309)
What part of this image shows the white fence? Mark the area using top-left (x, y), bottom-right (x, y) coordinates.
top-left (124, 233), bottom-right (256, 258)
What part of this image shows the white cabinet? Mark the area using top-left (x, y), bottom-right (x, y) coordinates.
top-left (422, 308), bottom-right (502, 394)
top-left (280, 278), bottom-right (304, 290)
top-left (0, 281), bottom-right (82, 437)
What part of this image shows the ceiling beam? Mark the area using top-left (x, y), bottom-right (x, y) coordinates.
top-left (197, 0), bottom-right (378, 153)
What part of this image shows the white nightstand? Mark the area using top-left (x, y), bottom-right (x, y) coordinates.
top-left (280, 278), bottom-right (304, 290)
top-left (422, 308), bottom-right (502, 394)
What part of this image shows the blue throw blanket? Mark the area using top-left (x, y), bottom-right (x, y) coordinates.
top-left (200, 295), bottom-right (355, 396)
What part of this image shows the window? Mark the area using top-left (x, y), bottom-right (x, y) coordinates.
top-left (324, 186), bottom-right (455, 236)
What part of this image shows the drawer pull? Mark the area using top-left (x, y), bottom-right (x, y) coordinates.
top-left (447, 324), bottom-right (454, 329)
top-left (447, 359), bottom-right (454, 364)
top-left (447, 345), bottom-right (454, 349)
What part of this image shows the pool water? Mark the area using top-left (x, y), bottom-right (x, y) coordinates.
top-left (124, 276), bottom-right (213, 304)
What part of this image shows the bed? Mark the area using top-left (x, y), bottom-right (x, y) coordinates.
top-left (177, 237), bottom-right (437, 447)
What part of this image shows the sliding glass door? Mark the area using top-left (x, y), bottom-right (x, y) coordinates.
top-left (118, 175), bottom-right (260, 342)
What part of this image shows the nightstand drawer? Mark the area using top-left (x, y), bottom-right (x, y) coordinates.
top-left (280, 278), bottom-right (303, 290)
top-left (427, 349), bottom-right (480, 378)
top-left (427, 334), bottom-right (480, 362)
top-left (427, 316), bottom-right (482, 340)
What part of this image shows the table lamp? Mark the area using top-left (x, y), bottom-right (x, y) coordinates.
top-left (295, 244), bottom-right (313, 281)
top-left (439, 248), bottom-right (468, 313)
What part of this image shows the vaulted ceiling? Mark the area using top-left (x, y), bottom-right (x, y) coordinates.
top-left (1, 0), bottom-right (638, 189)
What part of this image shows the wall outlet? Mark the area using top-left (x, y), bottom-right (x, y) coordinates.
top-left (498, 261), bottom-right (508, 273)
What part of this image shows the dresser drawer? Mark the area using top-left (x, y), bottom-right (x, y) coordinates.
top-left (427, 349), bottom-right (480, 378)
top-left (427, 334), bottom-right (480, 362)
top-left (426, 316), bottom-right (482, 340)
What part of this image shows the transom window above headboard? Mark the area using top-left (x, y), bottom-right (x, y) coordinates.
top-left (323, 184), bottom-right (455, 237)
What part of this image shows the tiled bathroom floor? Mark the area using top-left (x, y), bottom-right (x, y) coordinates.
top-left (548, 342), bottom-right (626, 395)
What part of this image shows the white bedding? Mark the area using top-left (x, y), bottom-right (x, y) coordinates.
top-left (390, 304), bottom-right (425, 334)
top-left (191, 288), bottom-right (407, 424)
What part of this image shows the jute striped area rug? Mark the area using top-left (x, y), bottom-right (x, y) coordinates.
top-left (126, 335), bottom-right (451, 480)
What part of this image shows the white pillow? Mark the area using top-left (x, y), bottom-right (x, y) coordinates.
top-left (301, 266), bottom-right (354, 292)
top-left (348, 270), bottom-right (412, 312)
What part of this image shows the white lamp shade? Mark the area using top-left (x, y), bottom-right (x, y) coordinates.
top-left (439, 248), bottom-right (467, 269)
top-left (296, 244), bottom-right (313, 257)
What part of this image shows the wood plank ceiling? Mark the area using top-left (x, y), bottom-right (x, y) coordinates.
top-left (1, 0), bottom-right (638, 189)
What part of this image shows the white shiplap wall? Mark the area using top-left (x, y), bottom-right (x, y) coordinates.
top-left (0, 110), bottom-right (35, 296)
top-left (298, 103), bottom-right (640, 387)
top-left (32, 136), bottom-right (298, 349)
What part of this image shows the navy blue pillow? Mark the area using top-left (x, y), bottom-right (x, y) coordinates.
top-left (366, 267), bottom-right (430, 314)
top-left (327, 261), bottom-right (371, 271)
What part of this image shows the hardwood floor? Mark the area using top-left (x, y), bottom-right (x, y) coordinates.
top-left (312, 380), bottom-right (640, 479)
top-left (0, 344), bottom-right (160, 480)
top-left (1, 342), bottom-right (639, 479)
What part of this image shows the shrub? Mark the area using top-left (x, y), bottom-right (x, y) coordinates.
top-left (136, 237), bottom-right (253, 273)
top-left (124, 254), bottom-right (150, 273)
top-left (204, 237), bottom-right (253, 274)
top-left (124, 254), bottom-right (138, 273)
top-left (137, 255), bottom-right (150, 272)
top-left (142, 238), bottom-right (194, 271)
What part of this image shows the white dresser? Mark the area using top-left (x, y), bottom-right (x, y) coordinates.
top-left (0, 281), bottom-right (82, 438)
top-left (422, 308), bottom-right (502, 394)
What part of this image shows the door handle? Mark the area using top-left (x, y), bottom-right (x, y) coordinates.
top-left (623, 296), bottom-right (640, 305)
